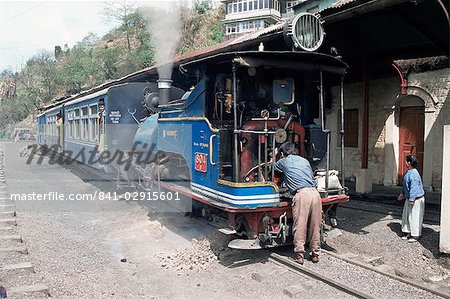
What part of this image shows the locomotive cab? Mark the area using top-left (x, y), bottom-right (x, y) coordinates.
top-left (181, 51), bottom-right (348, 193)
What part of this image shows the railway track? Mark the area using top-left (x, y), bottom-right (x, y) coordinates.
top-left (269, 251), bottom-right (449, 299)
top-left (270, 252), bottom-right (375, 299)
top-left (339, 199), bottom-right (440, 225)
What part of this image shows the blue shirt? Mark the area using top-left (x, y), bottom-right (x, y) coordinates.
top-left (274, 155), bottom-right (316, 193)
top-left (402, 168), bottom-right (425, 202)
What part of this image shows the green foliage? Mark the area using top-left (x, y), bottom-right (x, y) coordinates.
top-left (178, 3), bottom-right (225, 54)
top-left (96, 46), bottom-right (121, 80)
top-left (194, 0), bottom-right (211, 14)
top-left (132, 45), bottom-right (155, 69)
top-left (209, 25), bottom-right (223, 45)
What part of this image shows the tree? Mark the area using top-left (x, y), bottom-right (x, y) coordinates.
top-left (178, 2), bottom-right (225, 54)
top-left (96, 46), bottom-right (121, 80)
top-left (0, 70), bottom-right (17, 100)
top-left (102, 1), bottom-right (137, 52)
top-left (16, 50), bottom-right (60, 109)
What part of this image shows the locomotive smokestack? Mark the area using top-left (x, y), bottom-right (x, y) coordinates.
top-left (142, 3), bottom-right (181, 107)
top-left (157, 78), bottom-right (173, 106)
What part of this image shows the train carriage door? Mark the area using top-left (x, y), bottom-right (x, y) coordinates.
top-left (59, 109), bottom-right (65, 150)
top-left (398, 106), bottom-right (424, 184)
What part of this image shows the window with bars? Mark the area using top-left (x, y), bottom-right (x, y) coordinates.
top-left (74, 109), bottom-right (81, 139)
top-left (66, 110), bottom-right (74, 139)
top-left (81, 106), bottom-right (89, 141)
top-left (227, 0), bottom-right (278, 13)
top-left (285, 1), bottom-right (299, 12)
top-left (89, 105), bottom-right (99, 142)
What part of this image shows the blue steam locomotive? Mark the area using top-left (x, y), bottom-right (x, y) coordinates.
top-left (37, 13), bottom-right (349, 249)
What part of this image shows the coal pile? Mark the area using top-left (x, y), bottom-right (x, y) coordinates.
top-left (159, 237), bottom-right (227, 271)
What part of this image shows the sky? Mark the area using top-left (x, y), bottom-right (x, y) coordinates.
top-left (0, 0), bottom-right (192, 73)
top-left (0, 1), bottom-right (121, 72)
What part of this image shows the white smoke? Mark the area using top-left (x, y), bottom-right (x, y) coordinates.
top-left (140, 1), bottom-right (184, 80)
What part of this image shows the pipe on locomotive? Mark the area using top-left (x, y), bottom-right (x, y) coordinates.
top-left (232, 61), bottom-right (239, 182)
top-left (340, 75), bottom-right (345, 189)
top-left (319, 70), bottom-right (331, 196)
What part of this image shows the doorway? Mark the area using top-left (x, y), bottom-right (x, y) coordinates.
top-left (398, 106), bottom-right (424, 184)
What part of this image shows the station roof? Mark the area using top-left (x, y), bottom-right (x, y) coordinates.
top-left (180, 51), bottom-right (348, 75)
top-left (319, 0), bottom-right (449, 78)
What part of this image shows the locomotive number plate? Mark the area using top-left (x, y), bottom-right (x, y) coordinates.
top-left (194, 153), bottom-right (208, 172)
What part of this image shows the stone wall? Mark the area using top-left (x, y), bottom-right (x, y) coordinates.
top-left (327, 68), bottom-right (449, 189)
top-left (408, 68), bottom-right (450, 190)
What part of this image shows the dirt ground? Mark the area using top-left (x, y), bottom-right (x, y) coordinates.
top-left (0, 142), bottom-right (351, 298)
top-left (1, 141), bottom-right (449, 298)
top-left (325, 200), bottom-right (450, 291)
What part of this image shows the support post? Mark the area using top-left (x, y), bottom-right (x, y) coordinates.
top-left (355, 58), bottom-right (372, 193)
top-left (232, 62), bottom-right (239, 182)
top-left (340, 75), bottom-right (345, 188)
top-left (361, 60), bottom-right (369, 169)
top-left (440, 125), bottom-right (450, 253)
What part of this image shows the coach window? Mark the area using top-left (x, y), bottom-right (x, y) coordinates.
top-left (47, 116), bottom-right (53, 136)
top-left (89, 105), bottom-right (98, 142)
top-left (47, 116), bottom-right (51, 137)
top-left (51, 115), bottom-right (56, 137)
top-left (67, 110), bottom-right (73, 139)
top-left (71, 110), bottom-right (76, 139)
top-left (53, 115), bottom-right (57, 137)
top-left (52, 115), bottom-right (56, 136)
top-left (81, 107), bottom-right (89, 141)
top-left (74, 109), bottom-right (81, 139)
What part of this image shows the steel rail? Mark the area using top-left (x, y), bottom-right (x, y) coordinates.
top-left (339, 202), bottom-right (440, 225)
top-left (269, 253), bottom-right (376, 299)
top-left (321, 249), bottom-right (450, 299)
top-left (271, 251), bottom-right (450, 299)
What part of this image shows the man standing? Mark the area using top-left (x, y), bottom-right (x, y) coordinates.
top-left (275, 142), bottom-right (322, 264)
top-left (56, 112), bottom-right (63, 151)
top-left (97, 101), bottom-right (106, 153)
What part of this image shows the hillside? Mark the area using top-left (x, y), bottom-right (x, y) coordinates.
top-left (0, 2), bottom-right (225, 137)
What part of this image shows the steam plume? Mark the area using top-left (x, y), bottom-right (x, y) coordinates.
top-left (141, 2), bottom-right (182, 80)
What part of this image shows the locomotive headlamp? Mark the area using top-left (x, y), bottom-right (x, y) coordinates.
top-left (287, 13), bottom-right (325, 52)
